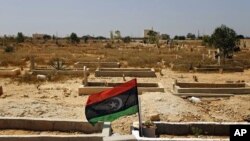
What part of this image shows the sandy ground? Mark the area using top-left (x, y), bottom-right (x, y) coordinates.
top-left (0, 69), bottom-right (250, 135)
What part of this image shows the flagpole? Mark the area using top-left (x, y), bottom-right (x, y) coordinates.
top-left (138, 97), bottom-right (143, 137)
top-left (135, 79), bottom-right (143, 137)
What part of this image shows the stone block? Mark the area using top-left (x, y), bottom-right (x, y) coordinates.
top-left (156, 123), bottom-right (189, 135)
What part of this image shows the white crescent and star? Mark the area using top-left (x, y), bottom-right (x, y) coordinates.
top-left (109, 97), bottom-right (123, 110)
top-left (93, 97), bottom-right (123, 111)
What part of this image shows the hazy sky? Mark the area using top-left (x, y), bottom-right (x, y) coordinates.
top-left (0, 0), bottom-right (249, 37)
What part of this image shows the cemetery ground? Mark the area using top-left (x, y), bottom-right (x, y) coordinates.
top-left (0, 41), bottom-right (250, 135)
top-left (1, 70), bottom-right (250, 135)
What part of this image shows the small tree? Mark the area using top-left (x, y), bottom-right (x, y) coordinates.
top-left (174, 36), bottom-right (186, 40)
top-left (4, 46), bottom-right (14, 53)
top-left (122, 36), bottom-right (131, 43)
top-left (187, 33), bottom-right (196, 40)
top-left (211, 25), bottom-right (238, 59)
top-left (236, 35), bottom-right (245, 39)
top-left (43, 34), bottom-right (51, 42)
top-left (52, 35), bottom-right (56, 40)
top-left (161, 34), bottom-right (170, 40)
top-left (147, 30), bottom-right (161, 53)
top-left (82, 35), bottom-right (90, 43)
top-left (69, 33), bottom-right (80, 44)
top-left (202, 35), bottom-right (213, 46)
top-left (147, 30), bottom-right (159, 44)
top-left (16, 32), bottom-right (25, 43)
top-left (96, 36), bottom-right (106, 40)
top-left (49, 58), bottom-right (65, 70)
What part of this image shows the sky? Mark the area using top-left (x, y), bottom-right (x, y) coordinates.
top-left (0, 0), bottom-right (249, 37)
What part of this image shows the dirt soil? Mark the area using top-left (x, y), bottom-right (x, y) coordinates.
top-left (1, 69), bottom-right (250, 135)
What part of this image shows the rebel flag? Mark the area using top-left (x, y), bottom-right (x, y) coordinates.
top-left (85, 79), bottom-right (139, 124)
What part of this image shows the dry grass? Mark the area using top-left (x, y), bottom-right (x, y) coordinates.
top-left (1, 40), bottom-right (250, 72)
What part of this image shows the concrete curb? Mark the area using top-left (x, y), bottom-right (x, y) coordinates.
top-left (104, 135), bottom-right (137, 141)
top-left (0, 135), bottom-right (103, 141)
top-left (95, 68), bottom-right (157, 77)
top-left (74, 62), bottom-right (120, 68)
top-left (173, 82), bottom-right (250, 96)
top-left (132, 122), bottom-right (250, 141)
top-left (0, 117), bottom-right (109, 141)
top-left (0, 68), bottom-right (21, 77)
top-left (79, 82), bottom-right (164, 95)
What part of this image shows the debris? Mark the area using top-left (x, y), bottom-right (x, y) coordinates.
top-left (243, 115), bottom-right (250, 122)
top-left (40, 95), bottom-right (48, 99)
top-left (155, 97), bottom-right (163, 102)
top-left (149, 113), bottom-right (160, 121)
top-left (36, 74), bottom-right (47, 81)
top-left (193, 75), bottom-right (198, 82)
top-left (159, 68), bottom-right (164, 76)
top-left (63, 88), bottom-right (71, 97)
top-left (22, 95), bottom-right (29, 98)
top-left (36, 83), bottom-right (42, 90)
top-left (189, 97), bottom-right (201, 103)
top-left (123, 74), bottom-right (126, 81)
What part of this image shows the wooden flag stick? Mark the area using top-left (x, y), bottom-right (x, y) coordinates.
top-left (138, 97), bottom-right (143, 137)
top-left (135, 78), bottom-right (143, 137)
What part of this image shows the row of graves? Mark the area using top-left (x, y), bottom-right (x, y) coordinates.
top-left (1, 57), bottom-right (250, 140)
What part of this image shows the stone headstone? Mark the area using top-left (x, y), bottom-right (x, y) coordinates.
top-left (30, 56), bottom-right (35, 70)
top-left (217, 49), bottom-right (221, 66)
top-left (83, 66), bottom-right (88, 86)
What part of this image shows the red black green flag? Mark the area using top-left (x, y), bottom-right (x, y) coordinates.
top-left (85, 79), bottom-right (139, 124)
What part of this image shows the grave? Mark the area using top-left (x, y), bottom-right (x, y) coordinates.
top-left (169, 63), bottom-right (191, 72)
top-left (0, 117), bottom-right (110, 141)
top-left (172, 81), bottom-right (250, 97)
top-left (79, 81), bottom-right (164, 95)
top-left (194, 65), bottom-right (244, 73)
top-left (74, 62), bottom-right (120, 69)
top-left (132, 121), bottom-right (250, 141)
top-left (30, 57), bottom-right (90, 75)
top-left (0, 68), bottom-right (21, 77)
top-left (32, 68), bottom-right (88, 75)
top-left (95, 68), bottom-right (157, 77)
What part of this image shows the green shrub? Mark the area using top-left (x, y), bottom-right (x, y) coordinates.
top-left (4, 46), bottom-right (14, 53)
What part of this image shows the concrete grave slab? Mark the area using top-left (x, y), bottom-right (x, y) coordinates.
top-left (95, 68), bottom-right (157, 77)
top-left (132, 122), bottom-right (250, 141)
top-left (74, 62), bottom-right (120, 68)
top-left (0, 117), bottom-right (110, 141)
top-left (32, 68), bottom-right (89, 75)
top-left (0, 68), bottom-right (21, 77)
top-left (172, 81), bottom-right (250, 97)
top-left (194, 65), bottom-right (244, 73)
top-left (79, 82), bottom-right (164, 95)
